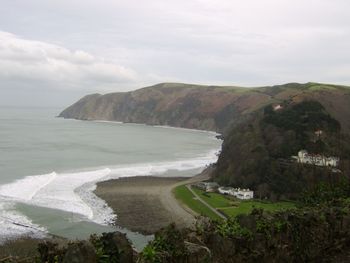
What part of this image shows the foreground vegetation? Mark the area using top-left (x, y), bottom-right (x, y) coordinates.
top-left (3, 180), bottom-right (350, 262)
top-left (139, 179), bottom-right (350, 263)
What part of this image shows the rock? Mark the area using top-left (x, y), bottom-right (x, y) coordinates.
top-left (184, 241), bottom-right (211, 263)
top-left (63, 241), bottom-right (97, 263)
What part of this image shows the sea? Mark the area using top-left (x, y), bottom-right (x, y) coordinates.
top-left (0, 107), bottom-right (221, 249)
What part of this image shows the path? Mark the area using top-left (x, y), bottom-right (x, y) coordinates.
top-left (185, 185), bottom-right (227, 220)
top-left (159, 169), bottom-right (216, 227)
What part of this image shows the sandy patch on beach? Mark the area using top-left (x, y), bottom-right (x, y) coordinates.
top-left (94, 175), bottom-right (202, 234)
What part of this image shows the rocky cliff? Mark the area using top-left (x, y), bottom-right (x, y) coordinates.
top-left (59, 82), bottom-right (350, 134)
top-left (58, 83), bottom-right (272, 133)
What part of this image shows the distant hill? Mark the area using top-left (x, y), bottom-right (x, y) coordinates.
top-left (59, 82), bottom-right (350, 134)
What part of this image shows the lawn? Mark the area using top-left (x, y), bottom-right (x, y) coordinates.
top-left (220, 200), bottom-right (296, 217)
top-left (192, 187), bottom-right (296, 218)
top-left (173, 184), bottom-right (222, 220)
top-left (192, 187), bottom-right (233, 208)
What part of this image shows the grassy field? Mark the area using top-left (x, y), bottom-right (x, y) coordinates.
top-left (220, 200), bottom-right (297, 217)
top-left (173, 185), bottom-right (222, 220)
top-left (192, 188), bottom-right (296, 218)
top-left (192, 188), bottom-right (233, 208)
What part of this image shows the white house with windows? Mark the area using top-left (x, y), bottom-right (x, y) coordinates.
top-left (295, 150), bottom-right (339, 167)
top-left (218, 187), bottom-right (235, 195)
top-left (235, 189), bottom-right (254, 200)
top-left (218, 186), bottom-right (254, 200)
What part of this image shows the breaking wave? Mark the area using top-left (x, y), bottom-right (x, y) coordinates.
top-left (0, 149), bottom-right (219, 242)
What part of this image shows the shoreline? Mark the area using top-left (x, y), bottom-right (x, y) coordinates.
top-left (94, 168), bottom-right (212, 235)
top-left (0, 169), bottom-right (214, 257)
top-left (61, 116), bottom-right (222, 137)
top-left (94, 176), bottom-right (193, 235)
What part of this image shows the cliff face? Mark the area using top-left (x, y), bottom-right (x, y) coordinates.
top-left (59, 83), bottom-right (272, 132)
top-left (59, 82), bottom-right (350, 133)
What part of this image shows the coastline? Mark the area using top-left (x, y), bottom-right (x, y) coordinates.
top-left (0, 112), bottom-right (221, 256)
top-left (0, 169), bottom-right (211, 258)
top-left (94, 176), bottom-right (192, 234)
top-left (94, 168), bottom-right (213, 235)
top-left (64, 117), bottom-right (222, 137)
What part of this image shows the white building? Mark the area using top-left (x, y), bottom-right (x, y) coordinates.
top-left (235, 189), bottom-right (254, 200)
top-left (296, 150), bottom-right (339, 167)
top-left (194, 182), bottom-right (219, 192)
top-left (314, 130), bottom-right (323, 137)
top-left (218, 186), bottom-right (254, 200)
top-left (273, 104), bottom-right (283, 111)
top-left (218, 186), bottom-right (235, 195)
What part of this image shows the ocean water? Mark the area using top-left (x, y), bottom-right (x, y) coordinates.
top-left (0, 107), bottom-right (221, 248)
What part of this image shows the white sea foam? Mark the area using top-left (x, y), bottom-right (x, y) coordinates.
top-left (0, 172), bottom-right (57, 201)
top-left (0, 201), bottom-right (47, 244)
top-left (94, 120), bottom-right (124, 124)
top-left (0, 149), bottom-right (219, 241)
top-left (153, 125), bottom-right (220, 136)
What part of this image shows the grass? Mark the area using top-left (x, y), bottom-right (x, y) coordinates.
top-left (192, 188), bottom-right (296, 218)
top-left (173, 185), bottom-right (222, 220)
top-left (192, 188), bottom-right (233, 208)
top-left (221, 200), bottom-right (297, 217)
top-left (308, 84), bottom-right (336, 91)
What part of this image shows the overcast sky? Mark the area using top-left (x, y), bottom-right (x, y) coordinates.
top-left (0, 0), bottom-right (349, 107)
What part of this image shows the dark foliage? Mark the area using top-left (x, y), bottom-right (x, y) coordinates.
top-left (140, 184), bottom-right (350, 263)
top-left (214, 100), bottom-right (350, 199)
top-left (301, 178), bottom-right (350, 205)
top-left (138, 223), bottom-right (190, 263)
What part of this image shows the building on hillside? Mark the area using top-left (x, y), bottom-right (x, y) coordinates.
top-left (315, 130), bottom-right (323, 137)
top-left (193, 182), bottom-right (219, 192)
top-left (218, 186), bottom-right (235, 195)
top-left (218, 186), bottom-right (254, 200)
top-left (295, 150), bottom-right (339, 167)
top-left (273, 104), bottom-right (283, 111)
top-left (235, 189), bottom-right (254, 200)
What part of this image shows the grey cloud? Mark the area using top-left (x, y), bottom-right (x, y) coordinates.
top-left (0, 0), bottom-right (349, 107)
top-left (0, 31), bottom-right (137, 91)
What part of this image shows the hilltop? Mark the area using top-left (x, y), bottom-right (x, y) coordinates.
top-left (59, 82), bottom-right (350, 134)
